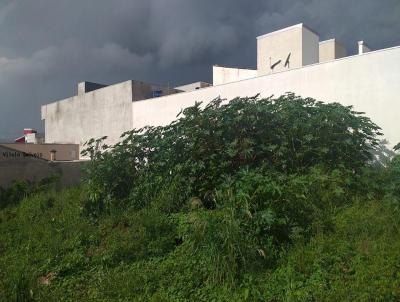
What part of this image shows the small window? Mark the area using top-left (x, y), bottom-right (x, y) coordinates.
top-left (152, 90), bottom-right (162, 98)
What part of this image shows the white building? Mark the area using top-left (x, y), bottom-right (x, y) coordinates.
top-left (41, 24), bottom-right (400, 156)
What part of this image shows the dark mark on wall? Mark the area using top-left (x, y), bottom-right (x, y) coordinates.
top-left (1, 151), bottom-right (43, 159)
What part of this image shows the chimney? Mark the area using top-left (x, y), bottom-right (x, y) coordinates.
top-left (358, 41), bottom-right (371, 55)
top-left (50, 149), bottom-right (57, 161)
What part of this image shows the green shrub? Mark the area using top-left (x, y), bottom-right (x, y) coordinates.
top-left (82, 94), bottom-right (381, 217)
top-left (0, 176), bottom-right (58, 209)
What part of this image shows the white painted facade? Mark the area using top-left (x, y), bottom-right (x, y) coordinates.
top-left (42, 81), bottom-right (134, 147)
top-left (133, 47), bottom-right (400, 147)
top-left (41, 24), bottom-right (400, 155)
top-left (257, 24), bottom-right (319, 75)
top-left (41, 80), bottom-right (178, 148)
top-left (213, 66), bottom-right (258, 85)
top-left (319, 39), bottom-right (347, 62)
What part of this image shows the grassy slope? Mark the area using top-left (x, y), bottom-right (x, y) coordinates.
top-left (1, 187), bottom-right (400, 301)
top-left (2, 96), bottom-right (398, 301)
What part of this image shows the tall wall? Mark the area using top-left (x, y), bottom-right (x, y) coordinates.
top-left (42, 81), bottom-right (134, 150)
top-left (213, 66), bottom-right (257, 85)
top-left (257, 24), bottom-right (319, 76)
top-left (42, 80), bottom-right (179, 155)
top-left (319, 39), bottom-right (347, 62)
top-left (132, 46), bottom-right (400, 147)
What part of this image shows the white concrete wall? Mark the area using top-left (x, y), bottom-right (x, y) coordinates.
top-left (320, 39), bottom-right (347, 62)
top-left (257, 24), bottom-right (319, 75)
top-left (42, 80), bottom-right (134, 149)
top-left (132, 46), bottom-right (400, 147)
top-left (42, 79), bottom-right (180, 157)
top-left (257, 24), bottom-right (304, 75)
top-left (302, 26), bottom-right (319, 66)
top-left (319, 39), bottom-right (336, 62)
top-left (213, 66), bottom-right (257, 85)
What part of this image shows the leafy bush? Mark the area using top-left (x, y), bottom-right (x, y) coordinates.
top-left (386, 154), bottom-right (400, 202)
top-left (82, 93), bottom-right (381, 217)
top-left (0, 176), bottom-right (58, 209)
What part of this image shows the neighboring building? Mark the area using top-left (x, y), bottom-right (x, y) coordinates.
top-left (14, 128), bottom-right (44, 144)
top-left (175, 82), bottom-right (211, 92)
top-left (41, 23), bottom-right (400, 156)
top-left (6, 128), bottom-right (78, 161)
top-left (319, 39), bottom-right (347, 62)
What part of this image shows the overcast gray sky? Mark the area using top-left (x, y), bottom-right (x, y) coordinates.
top-left (0, 0), bottom-right (399, 140)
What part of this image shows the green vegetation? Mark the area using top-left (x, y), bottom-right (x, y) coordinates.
top-left (1, 94), bottom-right (399, 301)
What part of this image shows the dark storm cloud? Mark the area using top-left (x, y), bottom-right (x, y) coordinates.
top-left (0, 0), bottom-right (399, 139)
